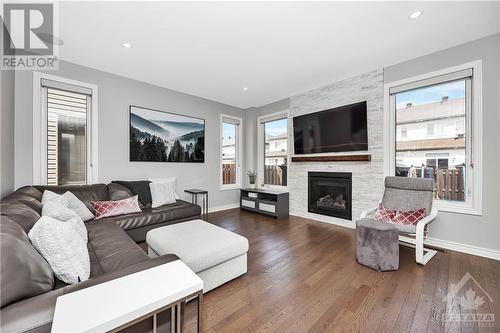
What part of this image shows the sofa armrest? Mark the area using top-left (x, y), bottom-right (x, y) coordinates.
top-left (0, 254), bottom-right (179, 333)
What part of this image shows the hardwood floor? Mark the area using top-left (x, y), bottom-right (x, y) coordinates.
top-left (151, 209), bottom-right (500, 332)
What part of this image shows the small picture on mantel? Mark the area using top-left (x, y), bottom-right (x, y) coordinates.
top-left (129, 105), bottom-right (205, 162)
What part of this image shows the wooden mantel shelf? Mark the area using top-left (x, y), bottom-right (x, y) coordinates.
top-left (291, 154), bottom-right (371, 162)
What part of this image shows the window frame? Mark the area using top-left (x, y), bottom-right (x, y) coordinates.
top-left (33, 72), bottom-right (99, 185)
top-left (257, 110), bottom-right (289, 190)
top-left (219, 114), bottom-right (243, 190)
top-left (383, 60), bottom-right (483, 216)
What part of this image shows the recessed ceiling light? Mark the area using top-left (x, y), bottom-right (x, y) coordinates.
top-left (122, 42), bottom-right (132, 48)
top-left (243, 87), bottom-right (248, 91)
top-left (408, 11), bottom-right (422, 19)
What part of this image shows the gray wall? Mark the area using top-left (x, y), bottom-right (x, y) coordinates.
top-left (1, 70), bottom-right (15, 198)
top-left (384, 33), bottom-right (500, 252)
top-left (14, 61), bottom-right (245, 208)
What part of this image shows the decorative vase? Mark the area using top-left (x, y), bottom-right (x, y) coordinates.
top-left (249, 183), bottom-right (256, 189)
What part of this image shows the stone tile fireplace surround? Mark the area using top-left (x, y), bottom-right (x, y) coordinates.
top-left (288, 69), bottom-right (385, 228)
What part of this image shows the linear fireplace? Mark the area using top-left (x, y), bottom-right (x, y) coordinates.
top-left (308, 172), bottom-right (352, 220)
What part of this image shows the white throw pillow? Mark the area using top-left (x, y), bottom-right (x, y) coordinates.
top-left (28, 216), bottom-right (90, 284)
top-left (149, 182), bottom-right (176, 208)
top-left (42, 190), bottom-right (94, 222)
top-left (149, 177), bottom-right (180, 199)
top-left (41, 190), bottom-right (61, 205)
top-left (61, 191), bottom-right (94, 222)
top-left (42, 200), bottom-right (88, 242)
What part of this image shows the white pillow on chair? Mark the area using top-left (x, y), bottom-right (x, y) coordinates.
top-left (28, 216), bottom-right (90, 284)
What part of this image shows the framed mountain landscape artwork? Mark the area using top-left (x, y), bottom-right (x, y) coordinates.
top-left (129, 105), bottom-right (205, 162)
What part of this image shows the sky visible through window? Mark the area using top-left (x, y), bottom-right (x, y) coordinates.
top-left (396, 80), bottom-right (465, 108)
top-left (223, 122), bottom-right (235, 140)
top-left (265, 118), bottom-right (287, 137)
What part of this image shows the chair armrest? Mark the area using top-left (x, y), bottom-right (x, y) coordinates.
top-left (360, 206), bottom-right (378, 219)
top-left (417, 206), bottom-right (438, 226)
top-left (416, 206), bottom-right (439, 235)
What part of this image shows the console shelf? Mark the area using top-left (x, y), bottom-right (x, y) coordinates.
top-left (240, 188), bottom-right (289, 218)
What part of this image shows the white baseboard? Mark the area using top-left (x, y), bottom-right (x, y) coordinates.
top-left (291, 213), bottom-right (500, 261)
top-left (290, 212), bottom-right (356, 229)
top-left (424, 237), bottom-right (500, 261)
top-left (208, 203), bottom-right (240, 213)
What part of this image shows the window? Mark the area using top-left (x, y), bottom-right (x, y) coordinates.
top-left (427, 124), bottom-right (435, 136)
top-left (258, 112), bottom-right (288, 188)
top-left (386, 61), bottom-right (482, 215)
top-left (220, 115), bottom-right (242, 189)
top-left (33, 73), bottom-right (98, 185)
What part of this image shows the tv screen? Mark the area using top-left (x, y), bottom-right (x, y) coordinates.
top-left (293, 101), bottom-right (368, 154)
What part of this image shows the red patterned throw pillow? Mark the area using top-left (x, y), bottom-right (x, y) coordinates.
top-left (393, 208), bottom-right (427, 226)
top-left (374, 204), bottom-right (396, 223)
top-left (91, 195), bottom-right (142, 220)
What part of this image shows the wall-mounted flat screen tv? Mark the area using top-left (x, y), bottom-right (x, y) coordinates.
top-left (293, 101), bottom-right (368, 154)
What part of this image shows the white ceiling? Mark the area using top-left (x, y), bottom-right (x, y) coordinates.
top-left (58, 1), bottom-right (500, 109)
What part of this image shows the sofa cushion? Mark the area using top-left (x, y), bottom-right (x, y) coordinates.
top-left (0, 202), bottom-right (41, 233)
top-left (28, 216), bottom-right (90, 285)
top-left (92, 195), bottom-right (142, 220)
top-left (112, 181), bottom-right (152, 206)
top-left (98, 200), bottom-right (201, 231)
top-left (107, 183), bottom-right (134, 201)
top-left (34, 184), bottom-right (108, 213)
top-left (1, 217), bottom-right (55, 308)
top-left (85, 220), bottom-right (148, 273)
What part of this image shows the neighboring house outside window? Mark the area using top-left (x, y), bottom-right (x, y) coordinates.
top-left (33, 73), bottom-right (98, 186)
top-left (386, 61), bottom-right (482, 215)
top-left (258, 113), bottom-right (288, 188)
top-left (220, 115), bottom-right (242, 189)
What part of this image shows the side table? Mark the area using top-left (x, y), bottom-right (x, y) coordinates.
top-left (184, 189), bottom-right (208, 220)
top-left (52, 260), bottom-right (203, 333)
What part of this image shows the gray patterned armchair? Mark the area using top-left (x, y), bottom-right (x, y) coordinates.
top-left (360, 176), bottom-right (439, 265)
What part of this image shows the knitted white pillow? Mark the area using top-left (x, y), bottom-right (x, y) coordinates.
top-left (28, 216), bottom-right (90, 284)
top-left (41, 190), bottom-right (94, 222)
top-left (41, 190), bottom-right (60, 205)
top-left (42, 200), bottom-right (88, 242)
top-left (149, 177), bottom-right (180, 199)
top-left (61, 191), bottom-right (94, 222)
top-left (149, 181), bottom-right (176, 208)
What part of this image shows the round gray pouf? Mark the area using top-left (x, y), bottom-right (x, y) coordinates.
top-left (356, 219), bottom-right (399, 271)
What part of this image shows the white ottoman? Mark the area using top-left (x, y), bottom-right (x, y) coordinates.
top-left (146, 219), bottom-right (249, 292)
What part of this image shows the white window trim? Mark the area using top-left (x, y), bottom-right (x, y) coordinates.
top-left (32, 72), bottom-right (99, 185)
top-left (257, 110), bottom-right (289, 190)
top-left (383, 60), bottom-right (483, 216)
top-left (219, 114), bottom-right (243, 190)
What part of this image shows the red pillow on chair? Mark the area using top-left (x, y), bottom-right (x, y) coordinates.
top-left (374, 204), bottom-right (396, 222)
top-left (393, 208), bottom-right (427, 226)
